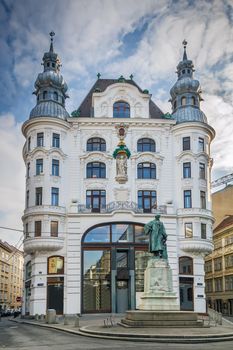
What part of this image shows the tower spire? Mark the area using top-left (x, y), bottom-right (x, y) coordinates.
top-left (49, 31), bottom-right (55, 52)
top-left (182, 39), bottom-right (188, 61)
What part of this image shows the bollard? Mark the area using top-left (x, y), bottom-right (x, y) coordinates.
top-left (74, 315), bottom-right (79, 327)
top-left (46, 309), bottom-right (56, 324)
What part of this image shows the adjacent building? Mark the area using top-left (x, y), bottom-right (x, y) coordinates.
top-left (0, 240), bottom-right (23, 311)
top-left (22, 34), bottom-right (215, 316)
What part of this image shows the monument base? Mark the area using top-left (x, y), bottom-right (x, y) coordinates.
top-left (139, 258), bottom-right (179, 311)
top-left (121, 310), bottom-right (204, 328)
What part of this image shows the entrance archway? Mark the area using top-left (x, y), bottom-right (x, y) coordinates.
top-left (81, 222), bottom-right (149, 313)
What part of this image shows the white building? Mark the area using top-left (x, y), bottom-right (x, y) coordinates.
top-left (22, 34), bottom-right (215, 316)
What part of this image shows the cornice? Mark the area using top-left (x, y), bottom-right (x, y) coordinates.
top-left (172, 121), bottom-right (215, 140)
top-left (22, 116), bottom-right (71, 136)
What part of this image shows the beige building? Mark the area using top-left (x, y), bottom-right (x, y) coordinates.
top-left (212, 185), bottom-right (233, 228)
top-left (0, 240), bottom-right (24, 311)
top-left (205, 184), bottom-right (233, 315)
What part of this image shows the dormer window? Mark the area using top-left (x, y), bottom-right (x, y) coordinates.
top-left (182, 70), bottom-right (185, 74)
top-left (53, 91), bottom-right (58, 101)
top-left (113, 101), bottom-right (130, 118)
top-left (47, 62), bottom-right (50, 67)
top-left (52, 63), bottom-right (55, 68)
top-left (43, 91), bottom-right (48, 100)
top-left (191, 96), bottom-right (195, 105)
top-left (181, 96), bottom-right (186, 106)
top-left (174, 100), bottom-right (177, 110)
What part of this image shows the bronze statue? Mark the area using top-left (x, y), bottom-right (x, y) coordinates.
top-left (144, 215), bottom-right (168, 259)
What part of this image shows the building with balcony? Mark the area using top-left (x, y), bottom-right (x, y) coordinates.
top-left (22, 34), bottom-right (215, 316)
top-left (0, 240), bottom-right (23, 311)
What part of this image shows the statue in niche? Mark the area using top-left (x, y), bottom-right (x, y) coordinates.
top-left (144, 215), bottom-right (168, 259)
top-left (116, 155), bottom-right (127, 176)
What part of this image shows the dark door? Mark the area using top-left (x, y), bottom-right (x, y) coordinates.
top-left (179, 277), bottom-right (194, 311)
top-left (116, 250), bottom-right (130, 313)
top-left (47, 279), bottom-right (64, 314)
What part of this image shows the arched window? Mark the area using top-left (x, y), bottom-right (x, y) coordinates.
top-left (47, 256), bottom-right (64, 274)
top-left (181, 96), bottom-right (186, 106)
top-left (137, 162), bottom-right (156, 179)
top-left (87, 137), bottom-right (106, 152)
top-left (113, 101), bottom-right (130, 118)
top-left (87, 162), bottom-right (106, 178)
top-left (53, 91), bottom-right (58, 101)
top-left (137, 138), bottom-right (155, 152)
top-left (191, 96), bottom-right (195, 105)
top-left (179, 257), bottom-right (193, 275)
top-left (43, 91), bottom-right (48, 100)
top-left (25, 261), bottom-right (32, 280)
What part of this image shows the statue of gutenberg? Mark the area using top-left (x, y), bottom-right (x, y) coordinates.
top-left (144, 215), bottom-right (168, 259)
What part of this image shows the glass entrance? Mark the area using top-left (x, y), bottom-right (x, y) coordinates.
top-left (47, 277), bottom-right (64, 314)
top-left (82, 222), bottom-right (148, 313)
top-left (179, 277), bottom-right (194, 310)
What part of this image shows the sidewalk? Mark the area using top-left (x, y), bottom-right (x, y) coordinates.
top-left (11, 314), bottom-right (233, 344)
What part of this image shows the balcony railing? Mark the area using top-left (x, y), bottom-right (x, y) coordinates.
top-left (77, 202), bottom-right (167, 214)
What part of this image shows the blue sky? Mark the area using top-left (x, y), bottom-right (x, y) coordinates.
top-left (0, 0), bottom-right (233, 245)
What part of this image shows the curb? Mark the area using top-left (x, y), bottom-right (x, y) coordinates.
top-left (10, 319), bottom-right (233, 344)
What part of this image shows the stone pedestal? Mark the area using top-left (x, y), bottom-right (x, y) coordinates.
top-left (139, 258), bottom-right (179, 311)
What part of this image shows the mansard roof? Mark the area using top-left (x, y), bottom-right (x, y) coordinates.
top-left (77, 78), bottom-right (164, 118)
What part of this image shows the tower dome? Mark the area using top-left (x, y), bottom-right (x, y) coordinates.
top-left (170, 40), bottom-right (207, 124)
top-left (29, 32), bottom-right (69, 120)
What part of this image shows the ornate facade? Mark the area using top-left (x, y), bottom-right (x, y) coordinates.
top-left (22, 34), bottom-right (215, 316)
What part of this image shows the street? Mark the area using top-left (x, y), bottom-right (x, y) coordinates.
top-left (0, 318), bottom-right (233, 350)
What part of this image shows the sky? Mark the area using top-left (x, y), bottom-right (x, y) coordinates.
top-left (0, 0), bottom-right (233, 246)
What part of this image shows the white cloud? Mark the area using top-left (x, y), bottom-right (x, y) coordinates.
top-left (0, 114), bottom-right (25, 245)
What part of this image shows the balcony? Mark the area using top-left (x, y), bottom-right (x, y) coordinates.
top-left (177, 207), bottom-right (213, 219)
top-left (77, 202), bottom-right (167, 214)
top-left (24, 236), bottom-right (64, 253)
top-left (23, 205), bottom-right (66, 218)
top-left (179, 237), bottom-right (213, 255)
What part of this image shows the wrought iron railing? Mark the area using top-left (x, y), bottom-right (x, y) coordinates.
top-left (77, 202), bottom-right (167, 214)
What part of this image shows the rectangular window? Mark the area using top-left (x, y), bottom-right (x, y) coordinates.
top-left (51, 187), bottom-right (59, 206)
top-left (225, 254), bottom-right (233, 268)
top-left (214, 277), bottom-right (223, 292)
top-left (86, 190), bottom-right (106, 213)
top-left (183, 162), bottom-right (191, 178)
top-left (36, 159), bottom-right (43, 175)
top-left (35, 187), bottom-right (42, 206)
top-left (27, 162), bottom-right (30, 178)
top-left (138, 190), bottom-right (157, 213)
top-left (52, 159), bottom-right (59, 176)
top-left (201, 223), bottom-right (207, 239)
top-left (26, 190), bottom-right (29, 208)
top-left (205, 260), bottom-right (212, 273)
top-left (200, 191), bottom-right (206, 209)
top-left (199, 163), bottom-right (206, 179)
top-left (225, 275), bottom-right (233, 291)
top-left (184, 190), bottom-right (192, 208)
top-left (52, 133), bottom-right (60, 148)
top-left (183, 137), bottom-right (190, 151)
top-left (28, 136), bottom-right (31, 152)
top-left (205, 279), bottom-right (213, 293)
top-left (184, 223), bottom-right (193, 238)
top-left (214, 257), bottom-right (222, 271)
top-left (35, 221), bottom-right (41, 237)
top-left (50, 221), bottom-right (58, 237)
top-left (198, 137), bottom-right (204, 152)
top-left (37, 132), bottom-right (44, 147)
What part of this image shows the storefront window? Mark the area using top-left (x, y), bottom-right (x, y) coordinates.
top-left (112, 224), bottom-right (133, 242)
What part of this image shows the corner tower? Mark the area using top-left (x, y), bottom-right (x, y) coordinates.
top-left (171, 41), bottom-right (215, 312)
top-left (22, 33), bottom-right (69, 316)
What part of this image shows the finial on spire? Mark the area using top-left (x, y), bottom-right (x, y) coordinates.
top-left (49, 31), bottom-right (55, 52)
top-left (130, 74), bottom-right (134, 80)
top-left (97, 72), bottom-right (101, 79)
top-left (182, 39), bottom-right (188, 61)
